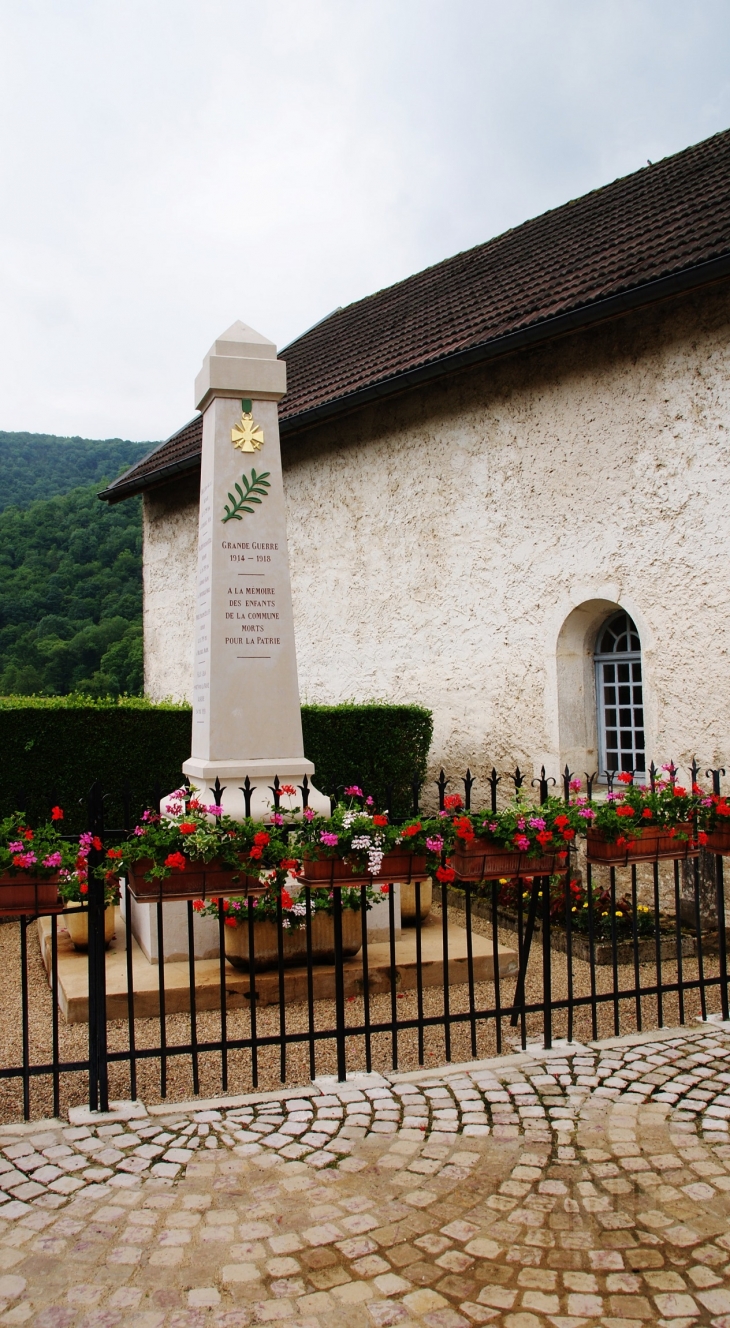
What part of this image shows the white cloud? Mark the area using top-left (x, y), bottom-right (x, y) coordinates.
top-left (0, 0), bottom-right (728, 440)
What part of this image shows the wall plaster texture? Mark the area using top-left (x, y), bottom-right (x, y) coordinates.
top-left (142, 283), bottom-right (730, 801)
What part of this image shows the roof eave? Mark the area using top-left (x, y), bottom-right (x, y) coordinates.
top-left (98, 453), bottom-right (202, 504)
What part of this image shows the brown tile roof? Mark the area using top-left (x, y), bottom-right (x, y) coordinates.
top-left (101, 127), bottom-right (730, 502)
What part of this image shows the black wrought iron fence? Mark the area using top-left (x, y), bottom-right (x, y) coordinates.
top-left (0, 763), bottom-right (728, 1122)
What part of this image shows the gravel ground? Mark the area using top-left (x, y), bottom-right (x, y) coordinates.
top-left (0, 903), bottom-right (726, 1125)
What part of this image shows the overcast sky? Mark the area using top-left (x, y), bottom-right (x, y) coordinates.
top-left (0, 0), bottom-right (728, 443)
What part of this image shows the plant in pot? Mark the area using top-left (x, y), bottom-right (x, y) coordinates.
top-left (293, 786), bottom-right (443, 890)
top-left (0, 808), bottom-right (76, 917)
top-left (447, 796), bottom-right (579, 880)
top-left (586, 772), bottom-right (706, 864)
top-left (703, 789), bottom-right (730, 854)
top-left (106, 789), bottom-right (276, 902)
top-left (60, 832), bottom-right (119, 950)
top-left (195, 871), bottom-right (385, 970)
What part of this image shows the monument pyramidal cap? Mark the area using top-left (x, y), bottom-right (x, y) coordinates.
top-left (165, 319), bottom-right (330, 820)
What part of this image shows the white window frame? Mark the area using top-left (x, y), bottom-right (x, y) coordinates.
top-left (594, 612), bottom-right (645, 779)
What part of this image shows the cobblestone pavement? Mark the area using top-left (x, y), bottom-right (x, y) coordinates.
top-left (3, 1025), bottom-right (730, 1327)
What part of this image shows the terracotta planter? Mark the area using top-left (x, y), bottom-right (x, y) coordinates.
top-left (587, 825), bottom-right (699, 865)
top-left (224, 907), bottom-right (363, 971)
top-left (379, 852), bottom-right (428, 883)
top-left (0, 874), bottom-right (62, 918)
top-left (452, 838), bottom-right (568, 881)
top-left (128, 858), bottom-right (266, 903)
top-left (62, 905), bottom-right (116, 950)
top-left (401, 879), bottom-right (432, 923)
top-left (298, 854), bottom-right (371, 886)
top-left (705, 826), bottom-right (730, 855)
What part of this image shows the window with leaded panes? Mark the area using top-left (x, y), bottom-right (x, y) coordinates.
top-left (594, 611), bottom-right (645, 777)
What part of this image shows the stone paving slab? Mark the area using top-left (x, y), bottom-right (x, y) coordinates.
top-left (3, 1024), bottom-right (730, 1325)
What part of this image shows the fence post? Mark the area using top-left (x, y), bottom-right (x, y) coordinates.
top-left (333, 886), bottom-right (347, 1081)
top-left (86, 781), bottom-right (109, 1112)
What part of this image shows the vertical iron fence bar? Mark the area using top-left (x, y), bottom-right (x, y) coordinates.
top-left (716, 853), bottom-right (729, 1021)
top-left (415, 881), bottom-right (424, 1065)
top-left (565, 856), bottom-right (574, 1045)
top-left (218, 900), bottom-right (229, 1091)
top-left (674, 859), bottom-right (685, 1025)
top-left (187, 901), bottom-right (199, 1096)
top-left (631, 865), bottom-right (642, 1032)
top-left (305, 886), bottom-right (317, 1080)
top-left (542, 878), bottom-right (552, 1050)
top-left (358, 885), bottom-right (371, 1074)
top-left (157, 901), bottom-right (167, 1097)
top-left (247, 897), bottom-right (258, 1088)
top-left (333, 885), bottom-right (347, 1081)
top-left (86, 783), bottom-right (108, 1112)
top-left (20, 916), bottom-right (30, 1120)
top-left (510, 876), bottom-right (539, 1027)
top-left (609, 866), bottom-right (620, 1035)
top-left (516, 887), bottom-right (526, 1049)
top-left (587, 861), bottom-right (598, 1041)
top-left (441, 878), bottom-right (451, 1062)
top-left (694, 856), bottom-right (707, 1022)
top-left (466, 883), bottom-right (477, 1057)
top-left (387, 882), bottom-right (398, 1071)
top-left (124, 881), bottom-right (137, 1102)
top-left (491, 880), bottom-right (502, 1055)
top-left (653, 861), bottom-right (663, 1027)
top-left (51, 914), bottom-right (60, 1119)
top-left (276, 889), bottom-right (286, 1083)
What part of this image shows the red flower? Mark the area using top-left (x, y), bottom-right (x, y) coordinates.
top-left (280, 784), bottom-right (297, 796)
top-left (536, 831), bottom-right (553, 846)
top-left (280, 858), bottom-right (299, 871)
top-left (106, 848), bottom-right (123, 859)
top-left (51, 806), bottom-right (64, 821)
top-left (617, 772), bottom-right (633, 784)
top-left (179, 822), bottom-right (197, 835)
top-left (673, 786), bottom-right (687, 797)
top-left (716, 801), bottom-right (730, 817)
top-left (380, 883), bottom-right (391, 894)
top-left (553, 814), bottom-right (570, 829)
top-left (92, 836), bottom-right (102, 851)
top-left (436, 865), bottom-right (456, 883)
top-left (192, 899), bottom-right (205, 912)
top-left (80, 882), bottom-right (88, 895)
top-left (23, 829), bottom-right (33, 841)
top-left (281, 890), bottom-right (293, 909)
top-left (254, 831), bottom-right (270, 846)
top-left (249, 846), bottom-right (263, 860)
top-left (188, 799), bottom-right (201, 810)
top-left (165, 852), bottom-right (187, 871)
top-left (561, 829), bottom-right (575, 841)
top-left (615, 805), bottom-right (635, 817)
top-left (444, 795), bottom-right (463, 811)
top-left (372, 815), bottom-right (389, 827)
top-left (225, 917), bottom-right (237, 927)
top-left (453, 817), bottom-right (474, 841)
top-left (698, 831), bottom-right (708, 845)
top-left (641, 808), bottom-right (653, 819)
top-left (401, 822), bottom-right (421, 837)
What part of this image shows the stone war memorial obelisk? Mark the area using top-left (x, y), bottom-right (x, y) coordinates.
top-left (181, 320), bottom-right (330, 820)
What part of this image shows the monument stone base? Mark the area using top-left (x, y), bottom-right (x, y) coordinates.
top-left (179, 757), bottom-right (331, 819)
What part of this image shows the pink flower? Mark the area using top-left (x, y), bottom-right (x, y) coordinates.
top-left (166, 802), bottom-right (183, 815)
top-left (365, 796), bottom-right (374, 807)
top-left (303, 807), bottom-right (315, 821)
top-left (206, 804), bottom-right (224, 816)
top-left (517, 818), bottom-right (526, 831)
top-left (344, 786), bottom-right (363, 797)
top-left (42, 852), bottom-right (62, 868)
top-left (272, 813), bottom-right (284, 827)
top-left (134, 826), bottom-right (146, 836)
top-left (426, 836), bottom-right (444, 852)
top-left (528, 817), bottom-right (546, 831)
top-left (320, 831), bottom-right (339, 847)
top-left (570, 778), bottom-right (582, 791)
top-left (8, 841), bottom-right (23, 852)
top-left (514, 835), bottom-right (530, 851)
top-left (578, 807), bottom-right (596, 820)
top-left (16, 852), bottom-right (37, 868)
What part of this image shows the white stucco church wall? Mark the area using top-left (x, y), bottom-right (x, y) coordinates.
top-left (142, 282), bottom-right (730, 789)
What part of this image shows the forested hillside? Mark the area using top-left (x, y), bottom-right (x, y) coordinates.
top-left (0, 431), bottom-right (156, 696)
top-left (0, 432), bottom-right (152, 511)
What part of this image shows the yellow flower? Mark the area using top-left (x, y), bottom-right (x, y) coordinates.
top-left (616, 910), bottom-right (623, 917)
top-left (499, 878), bottom-right (508, 884)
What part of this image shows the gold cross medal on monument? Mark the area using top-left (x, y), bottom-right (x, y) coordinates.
top-left (231, 398), bottom-right (264, 452)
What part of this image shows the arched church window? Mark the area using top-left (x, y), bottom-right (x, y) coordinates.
top-left (594, 611), bottom-right (645, 777)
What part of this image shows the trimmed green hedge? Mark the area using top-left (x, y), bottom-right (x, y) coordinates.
top-left (0, 697), bottom-right (432, 831)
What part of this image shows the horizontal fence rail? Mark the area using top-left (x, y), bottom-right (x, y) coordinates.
top-left (0, 762), bottom-right (728, 1121)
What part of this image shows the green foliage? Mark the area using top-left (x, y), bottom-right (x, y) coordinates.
top-left (0, 484), bottom-right (143, 696)
top-left (222, 469), bottom-right (271, 523)
top-left (0, 432), bottom-right (153, 513)
top-left (301, 703), bottom-right (433, 816)
top-left (0, 700), bottom-right (432, 832)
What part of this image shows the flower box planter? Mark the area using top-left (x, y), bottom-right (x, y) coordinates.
top-left (586, 826), bottom-right (699, 865)
top-left (0, 875), bottom-right (63, 918)
top-left (298, 856), bottom-right (370, 886)
top-left (451, 838), bottom-right (568, 882)
top-left (705, 827), bottom-right (730, 855)
top-left (128, 858), bottom-right (266, 903)
top-left (224, 907), bottom-right (364, 971)
top-left (62, 904), bottom-right (116, 951)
